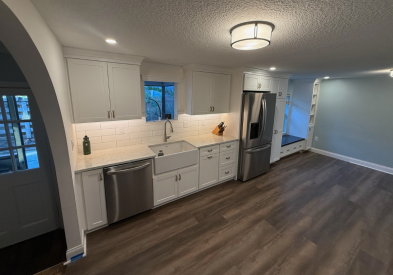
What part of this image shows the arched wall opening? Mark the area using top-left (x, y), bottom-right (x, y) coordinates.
top-left (0, 0), bottom-right (82, 261)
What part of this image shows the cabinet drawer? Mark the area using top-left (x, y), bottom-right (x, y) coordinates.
top-left (292, 141), bottom-right (305, 153)
top-left (200, 145), bottom-right (219, 157)
top-left (219, 150), bottom-right (235, 167)
top-left (220, 141), bottom-right (237, 152)
top-left (219, 164), bottom-right (235, 181)
top-left (280, 145), bottom-right (292, 157)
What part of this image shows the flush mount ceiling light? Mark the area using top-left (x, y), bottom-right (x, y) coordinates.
top-left (105, 39), bottom-right (117, 44)
top-left (270, 67), bottom-right (276, 70)
top-left (324, 76), bottom-right (330, 79)
top-left (230, 21), bottom-right (275, 50)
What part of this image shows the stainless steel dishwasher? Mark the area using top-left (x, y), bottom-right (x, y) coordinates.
top-left (104, 159), bottom-right (153, 224)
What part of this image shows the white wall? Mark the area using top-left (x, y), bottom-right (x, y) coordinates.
top-left (288, 79), bottom-right (314, 138)
top-left (0, 0), bottom-right (82, 260)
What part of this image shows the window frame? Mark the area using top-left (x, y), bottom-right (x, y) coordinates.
top-left (144, 81), bottom-right (176, 122)
top-left (282, 92), bottom-right (293, 135)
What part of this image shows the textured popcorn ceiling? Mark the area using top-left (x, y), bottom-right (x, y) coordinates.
top-left (31, 0), bottom-right (393, 78)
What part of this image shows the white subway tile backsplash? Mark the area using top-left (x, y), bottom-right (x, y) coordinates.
top-left (124, 126), bottom-right (142, 133)
top-left (102, 134), bottom-right (130, 142)
top-left (86, 129), bottom-right (116, 137)
top-left (117, 138), bottom-right (142, 147)
top-left (75, 113), bottom-right (229, 152)
top-left (75, 122), bottom-right (101, 131)
top-left (142, 125), bottom-right (162, 131)
top-left (101, 121), bottom-right (129, 129)
top-left (76, 131), bottom-right (86, 138)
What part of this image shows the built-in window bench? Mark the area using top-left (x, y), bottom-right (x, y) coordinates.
top-left (280, 135), bottom-right (305, 158)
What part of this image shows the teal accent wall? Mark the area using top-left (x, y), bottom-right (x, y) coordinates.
top-left (313, 77), bottom-right (393, 168)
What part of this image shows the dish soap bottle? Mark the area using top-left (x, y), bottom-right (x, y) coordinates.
top-left (83, 135), bottom-right (91, 155)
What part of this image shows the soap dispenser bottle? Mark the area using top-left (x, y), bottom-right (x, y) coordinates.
top-left (83, 135), bottom-right (91, 155)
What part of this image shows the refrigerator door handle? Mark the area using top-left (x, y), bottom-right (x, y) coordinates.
top-left (246, 144), bottom-right (271, 154)
top-left (258, 97), bottom-right (264, 138)
top-left (262, 98), bottom-right (267, 137)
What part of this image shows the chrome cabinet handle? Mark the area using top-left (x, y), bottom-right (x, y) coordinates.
top-left (108, 110), bottom-right (110, 119)
top-left (99, 173), bottom-right (103, 181)
top-left (208, 156), bottom-right (213, 159)
top-left (225, 171), bottom-right (230, 174)
top-left (226, 157), bottom-right (231, 160)
top-left (112, 110), bottom-right (115, 118)
top-left (179, 174), bottom-right (181, 180)
top-left (175, 175), bottom-right (178, 181)
top-left (208, 149), bottom-right (213, 152)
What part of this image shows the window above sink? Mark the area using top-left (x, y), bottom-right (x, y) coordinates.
top-left (144, 81), bottom-right (177, 122)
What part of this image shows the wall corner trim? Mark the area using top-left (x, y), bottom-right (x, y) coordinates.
top-left (310, 148), bottom-right (393, 175)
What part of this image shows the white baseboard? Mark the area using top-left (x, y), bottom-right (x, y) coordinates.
top-left (64, 230), bottom-right (86, 265)
top-left (310, 148), bottom-right (393, 175)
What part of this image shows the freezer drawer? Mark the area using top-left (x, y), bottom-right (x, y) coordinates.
top-left (238, 144), bottom-right (271, 182)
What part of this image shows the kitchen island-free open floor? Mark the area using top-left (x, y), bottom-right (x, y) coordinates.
top-left (66, 151), bottom-right (393, 275)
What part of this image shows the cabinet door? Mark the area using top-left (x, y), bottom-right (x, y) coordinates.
top-left (270, 99), bottom-right (286, 163)
top-left (67, 59), bottom-right (111, 123)
top-left (178, 166), bottom-right (198, 197)
top-left (306, 126), bottom-right (314, 150)
top-left (243, 74), bottom-right (259, 91)
top-left (270, 78), bottom-right (280, 97)
top-left (212, 73), bottom-right (231, 113)
top-left (199, 154), bottom-right (219, 188)
top-left (108, 63), bottom-right (142, 120)
top-left (277, 79), bottom-right (288, 99)
top-left (192, 71), bottom-right (213, 114)
top-left (258, 77), bottom-right (272, 91)
top-left (153, 171), bottom-right (177, 206)
top-left (82, 169), bottom-right (107, 230)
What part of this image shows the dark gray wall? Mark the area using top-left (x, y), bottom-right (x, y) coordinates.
top-left (313, 77), bottom-right (393, 168)
top-left (0, 42), bottom-right (26, 82)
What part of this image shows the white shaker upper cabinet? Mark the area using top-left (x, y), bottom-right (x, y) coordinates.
top-left (186, 71), bottom-right (231, 115)
top-left (243, 74), bottom-right (272, 91)
top-left (108, 63), bottom-right (142, 120)
top-left (212, 73), bottom-right (231, 113)
top-left (67, 59), bottom-right (111, 123)
top-left (192, 71), bottom-right (213, 115)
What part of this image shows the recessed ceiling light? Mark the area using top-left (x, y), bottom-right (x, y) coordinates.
top-left (230, 21), bottom-right (275, 50)
top-left (324, 76), bottom-right (330, 79)
top-left (106, 39), bottom-right (117, 44)
top-left (270, 67), bottom-right (276, 70)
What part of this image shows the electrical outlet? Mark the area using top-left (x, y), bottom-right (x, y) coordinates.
top-left (117, 127), bottom-right (124, 134)
top-left (314, 136), bottom-right (318, 141)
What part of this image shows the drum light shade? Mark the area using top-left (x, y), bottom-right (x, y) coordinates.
top-left (230, 21), bottom-right (274, 50)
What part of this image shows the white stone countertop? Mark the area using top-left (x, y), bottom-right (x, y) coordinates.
top-left (75, 134), bottom-right (239, 173)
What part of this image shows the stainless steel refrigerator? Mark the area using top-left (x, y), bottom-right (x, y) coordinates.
top-left (238, 92), bottom-right (276, 181)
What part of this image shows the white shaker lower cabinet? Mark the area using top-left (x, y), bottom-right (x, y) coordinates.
top-left (153, 166), bottom-right (199, 206)
top-left (177, 166), bottom-right (199, 197)
top-left (271, 99), bottom-right (287, 163)
top-left (81, 169), bottom-right (108, 230)
top-left (199, 153), bottom-right (219, 188)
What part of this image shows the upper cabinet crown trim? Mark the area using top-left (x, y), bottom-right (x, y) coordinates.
top-left (182, 64), bottom-right (232, 75)
top-left (63, 47), bottom-right (145, 65)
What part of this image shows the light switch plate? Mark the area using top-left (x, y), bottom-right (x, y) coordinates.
top-left (315, 136), bottom-right (318, 141)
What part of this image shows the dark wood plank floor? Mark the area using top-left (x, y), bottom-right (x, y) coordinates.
top-left (0, 229), bottom-right (66, 275)
top-left (66, 152), bottom-right (393, 275)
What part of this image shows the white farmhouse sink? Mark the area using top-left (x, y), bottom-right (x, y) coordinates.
top-left (149, 141), bottom-right (198, 174)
